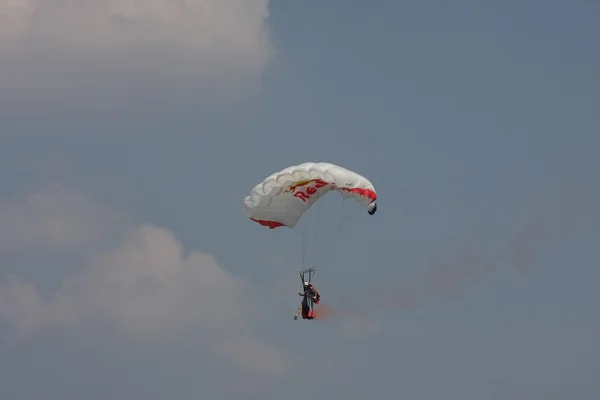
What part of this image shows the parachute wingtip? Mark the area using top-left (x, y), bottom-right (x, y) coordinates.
top-left (367, 202), bottom-right (377, 215)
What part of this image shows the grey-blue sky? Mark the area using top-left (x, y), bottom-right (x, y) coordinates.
top-left (1, 1), bottom-right (599, 399)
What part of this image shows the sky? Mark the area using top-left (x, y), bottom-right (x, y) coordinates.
top-left (1, 1), bottom-right (599, 399)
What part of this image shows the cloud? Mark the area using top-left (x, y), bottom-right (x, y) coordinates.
top-left (0, 185), bottom-right (290, 379)
top-left (0, 0), bottom-right (273, 110)
top-left (35, 225), bottom-right (246, 339)
top-left (0, 184), bottom-right (128, 255)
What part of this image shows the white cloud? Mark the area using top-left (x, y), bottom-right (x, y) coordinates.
top-left (0, 0), bottom-right (273, 109)
top-left (35, 225), bottom-right (247, 339)
top-left (0, 275), bottom-right (44, 338)
top-left (0, 185), bottom-right (127, 255)
top-left (0, 185), bottom-right (290, 378)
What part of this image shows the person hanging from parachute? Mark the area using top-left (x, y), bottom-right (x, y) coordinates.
top-left (242, 162), bottom-right (377, 320)
top-left (294, 280), bottom-right (321, 320)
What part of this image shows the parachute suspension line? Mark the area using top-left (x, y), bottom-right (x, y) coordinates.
top-left (299, 193), bottom-right (372, 271)
top-left (313, 205), bottom-right (320, 267)
top-left (312, 195), bottom-right (363, 269)
top-left (318, 199), bottom-right (371, 267)
top-left (322, 203), bottom-right (371, 263)
top-left (301, 228), bottom-right (306, 270)
top-left (300, 201), bottom-right (318, 270)
top-left (311, 194), bottom-right (343, 268)
top-left (336, 202), bottom-right (370, 229)
top-left (337, 194), bottom-right (346, 227)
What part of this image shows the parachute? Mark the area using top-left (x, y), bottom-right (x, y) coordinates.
top-left (243, 162), bottom-right (377, 318)
top-left (242, 162), bottom-right (377, 229)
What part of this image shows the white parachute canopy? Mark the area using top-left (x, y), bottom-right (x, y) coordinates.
top-left (243, 162), bottom-right (377, 229)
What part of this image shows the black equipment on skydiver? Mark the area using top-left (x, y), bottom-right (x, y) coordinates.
top-left (299, 267), bottom-right (316, 318)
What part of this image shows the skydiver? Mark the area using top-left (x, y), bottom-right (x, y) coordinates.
top-left (294, 281), bottom-right (320, 320)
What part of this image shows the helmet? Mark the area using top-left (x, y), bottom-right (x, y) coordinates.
top-left (304, 281), bottom-right (309, 287)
